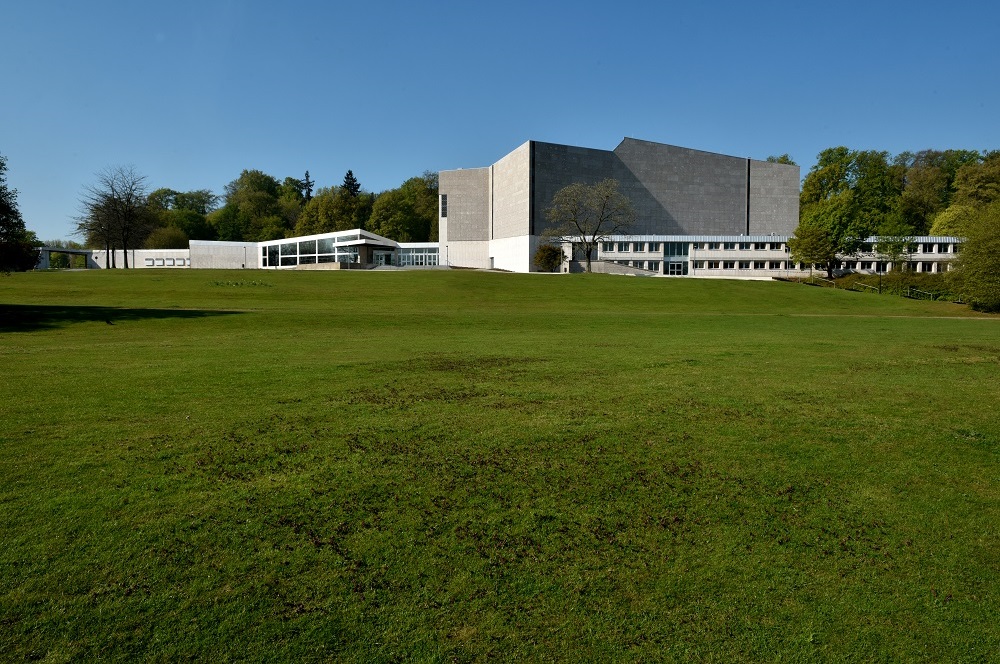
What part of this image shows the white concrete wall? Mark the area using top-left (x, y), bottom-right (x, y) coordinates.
top-left (489, 235), bottom-right (537, 273)
top-left (91, 249), bottom-right (190, 269)
top-left (189, 241), bottom-right (258, 269)
top-left (444, 240), bottom-right (491, 269)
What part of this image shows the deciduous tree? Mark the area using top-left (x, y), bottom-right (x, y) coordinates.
top-left (76, 165), bottom-right (153, 268)
top-left (0, 153), bottom-right (39, 272)
top-left (544, 179), bottom-right (634, 273)
top-left (950, 201), bottom-right (1000, 311)
top-left (788, 221), bottom-right (837, 278)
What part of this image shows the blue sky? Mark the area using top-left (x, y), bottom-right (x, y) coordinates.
top-left (2, 0), bottom-right (998, 241)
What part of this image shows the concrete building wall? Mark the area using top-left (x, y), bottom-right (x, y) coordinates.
top-left (612, 138), bottom-right (748, 235)
top-left (439, 167), bottom-right (490, 243)
top-left (749, 160), bottom-right (800, 235)
top-left (491, 142), bottom-right (532, 240)
top-left (532, 142), bottom-right (618, 237)
top-left (91, 249), bottom-right (190, 269)
top-left (443, 240), bottom-right (491, 269)
top-left (489, 235), bottom-right (539, 273)
top-left (189, 241), bottom-right (258, 269)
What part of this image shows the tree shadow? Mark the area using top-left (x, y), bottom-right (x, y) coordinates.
top-left (0, 304), bottom-right (242, 332)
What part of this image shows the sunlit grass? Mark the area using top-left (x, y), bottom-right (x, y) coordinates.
top-left (1, 269), bottom-right (997, 661)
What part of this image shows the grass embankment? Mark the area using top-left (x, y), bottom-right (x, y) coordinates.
top-left (1, 270), bottom-right (997, 661)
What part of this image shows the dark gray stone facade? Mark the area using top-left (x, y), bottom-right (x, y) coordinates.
top-left (439, 137), bottom-right (800, 271)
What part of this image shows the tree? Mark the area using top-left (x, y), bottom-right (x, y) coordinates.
top-left (295, 184), bottom-right (375, 236)
top-left (144, 226), bottom-right (189, 249)
top-left (367, 172), bottom-right (439, 242)
top-left (874, 217), bottom-right (915, 273)
top-left (77, 165), bottom-right (153, 268)
top-left (303, 171), bottom-right (314, 203)
top-left (799, 147), bottom-right (904, 264)
top-left (766, 154), bottom-right (796, 165)
top-left (544, 179), bottom-right (634, 273)
top-left (0, 153), bottom-right (40, 272)
top-left (368, 189), bottom-right (420, 241)
top-left (343, 170), bottom-right (361, 197)
top-left (788, 221), bottom-right (837, 278)
top-left (211, 169), bottom-right (287, 241)
top-left (951, 152), bottom-right (1000, 207)
top-left (929, 205), bottom-right (975, 236)
top-left (950, 201), bottom-right (1000, 311)
top-left (533, 244), bottom-right (564, 272)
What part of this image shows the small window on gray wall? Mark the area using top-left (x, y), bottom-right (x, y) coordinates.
top-left (441, 194), bottom-right (448, 218)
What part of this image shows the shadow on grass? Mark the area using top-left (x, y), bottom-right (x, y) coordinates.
top-left (0, 304), bottom-right (242, 332)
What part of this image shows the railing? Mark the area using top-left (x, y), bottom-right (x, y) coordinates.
top-left (907, 287), bottom-right (939, 300)
top-left (852, 283), bottom-right (880, 293)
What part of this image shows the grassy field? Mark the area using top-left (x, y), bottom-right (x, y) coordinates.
top-left (1, 269), bottom-right (997, 662)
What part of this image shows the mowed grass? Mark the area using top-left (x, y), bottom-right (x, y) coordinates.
top-left (1, 269), bottom-right (997, 662)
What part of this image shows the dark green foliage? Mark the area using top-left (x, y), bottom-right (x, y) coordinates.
top-left (367, 172), bottom-right (438, 242)
top-left (766, 154), bottom-right (796, 165)
top-left (0, 153), bottom-right (40, 272)
top-left (295, 186), bottom-right (375, 236)
top-left (533, 244), bottom-right (564, 272)
top-left (788, 221), bottom-right (837, 276)
top-left (342, 169), bottom-right (361, 197)
top-left (144, 225), bottom-right (189, 249)
top-left (950, 201), bottom-right (1000, 311)
top-left (211, 169), bottom-right (297, 241)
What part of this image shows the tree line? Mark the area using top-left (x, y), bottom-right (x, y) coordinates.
top-left (75, 166), bottom-right (439, 267)
top-left (789, 146), bottom-right (1000, 311)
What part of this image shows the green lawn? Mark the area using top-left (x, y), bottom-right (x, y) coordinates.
top-left (1, 269), bottom-right (997, 661)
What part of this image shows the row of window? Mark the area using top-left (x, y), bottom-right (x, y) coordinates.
top-left (602, 241), bottom-right (786, 253)
top-left (693, 260), bottom-right (790, 270)
top-left (143, 257), bottom-right (189, 267)
top-left (612, 260), bottom-right (660, 271)
top-left (856, 243), bottom-right (958, 255)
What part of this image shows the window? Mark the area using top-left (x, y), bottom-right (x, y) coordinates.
top-left (440, 194), bottom-right (447, 218)
top-left (770, 243), bottom-right (782, 251)
top-left (754, 261), bottom-right (766, 269)
top-left (769, 261), bottom-right (782, 269)
top-left (155, 258), bottom-right (165, 266)
top-left (695, 261), bottom-right (706, 269)
top-left (708, 261), bottom-right (720, 269)
top-left (298, 240), bottom-right (317, 255)
top-left (740, 242), bottom-right (751, 250)
top-left (723, 261), bottom-right (735, 269)
top-left (317, 238), bottom-right (334, 254)
top-left (166, 258), bottom-right (175, 266)
top-left (280, 242), bottom-right (296, 256)
top-left (648, 242), bottom-right (660, 252)
top-left (603, 242), bottom-right (614, 252)
top-left (668, 262), bottom-right (686, 275)
top-left (664, 242), bottom-right (688, 256)
top-left (724, 242), bottom-right (736, 250)
top-left (144, 258), bottom-right (154, 266)
top-left (634, 242), bottom-right (644, 252)
top-left (739, 261), bottom-right (751, 269)
top-left (267, 246), bottom-right (279, 266)
top-left (618, 242), bottom-right (629, 252)
top-left (708, 242), bottom-right (720, 250)
top-left (648, 261), bottom-right (660, 272)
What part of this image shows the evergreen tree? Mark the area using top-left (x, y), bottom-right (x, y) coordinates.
top-left (343, 170), bottom-right (361, 197)
top-left (303, 171), bottom-right (314, 202)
